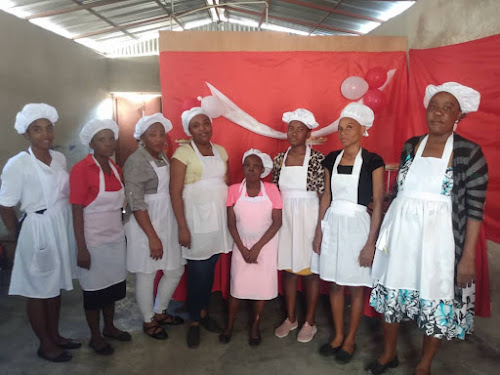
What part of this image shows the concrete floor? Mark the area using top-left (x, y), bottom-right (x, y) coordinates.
top-left (1, 271), bottom-right (499, 375)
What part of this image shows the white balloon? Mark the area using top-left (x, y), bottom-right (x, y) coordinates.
top-left (341, 76), bottom-right (369, 100)
top-left (201, 95), bottom-right (225, 118)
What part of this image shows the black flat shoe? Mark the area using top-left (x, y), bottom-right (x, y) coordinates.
top-left (366, 356), bottom-right (399, 375)
top-left (57, 339), bottom-right (82, 350)
top-left (218, 333), bottom-right (232, 344)
top-left (335, 345), bottom-right (356, 364)
top-left (89, 341), bottom-right (114, 356)
top-left (200, 316), bottom-right (220, 333)
top-left (103, 330), bottom-right (132, 342)
top-left (248, 335), bottom-right (261, 346)
top-left (37, 348), bottom-right (72, 362)
top-left (319, 343), bottom-right (342, 357)
top-left (187, 325), bottom-right (200, 348)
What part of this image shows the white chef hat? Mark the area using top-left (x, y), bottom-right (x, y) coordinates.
top-left (80, 119), bottom-right (119, 146)
top-left (423, 82), bottom-right (480, 113)
top-left (134, 113), bottom-right (173, 140)
top-left (339, 102), bottom-right (375, 137)
top-left (242, 148), bottom-right (273, 178)
top-left (181, 107), bottom-right (211, 136)
top-left (14, 103), bottom-right (59, 134)
top-left (282, 108), bottom-right (319, 129)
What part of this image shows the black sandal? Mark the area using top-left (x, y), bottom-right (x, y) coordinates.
top-left (155, 313), bottom-right (185, 326)
top-left (143, 322), bottom-right (168, 340)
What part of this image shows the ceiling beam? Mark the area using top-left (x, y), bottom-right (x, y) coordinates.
top-left (72, 15), bottom-right (170, 39)
top-left (280, 0), bottom-right (383, 23)
top-left (70, 0), bottom-right (138, 40)
top-left (25, 0), bottom-right (124, 20)
top-left (154, 0), bottom-right (185, 30)
top-left (225, 5), bottom-right (361, 35)
top-left (258, 0), bottom-right (271, 27)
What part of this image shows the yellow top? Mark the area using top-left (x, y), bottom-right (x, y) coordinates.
top-left (172, 143), bottom-right (228, 184)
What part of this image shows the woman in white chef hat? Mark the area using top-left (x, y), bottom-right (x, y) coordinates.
top-left (272, 108), bottom-right (325, 343)
top-left (0, 103), bottom-right (79, 362)
top-left (69, 119), bottom-right (130, 355)
top-left (170, 99), bottom-right (232, 349)
top-left (123, 113), bottom-right (185, 340)
top-left (367, 82), bottom-right (488, 375)
top-left (312, 102), bottom-right (385, 364)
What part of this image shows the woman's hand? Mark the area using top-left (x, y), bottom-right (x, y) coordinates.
top-left (312, 228), bottom-right (322, 254)
top-left (457, 256), bottom-right (475, 288)
top-left (77, 248), bottom-right (91, 270)
top-left (237, 244), bottom-right (251, 263)
top-left (149, 235), bottom-right (163, 260)
top-left (247, 244), bottom-right (262, 264)
top-left (178, 226), bottom-right (191, 249)
top-left (358, 242), bottom-right (376, 268)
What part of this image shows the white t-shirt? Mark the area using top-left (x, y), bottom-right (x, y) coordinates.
top-left (0, 150), bottom-right (68, 211)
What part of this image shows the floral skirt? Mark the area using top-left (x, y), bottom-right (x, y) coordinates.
top-left (369, 284), bottom-right (475, 340)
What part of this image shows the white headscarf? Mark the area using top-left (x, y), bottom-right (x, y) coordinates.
top-left (134, 113), bottom-right (173, 140)
top-left (282, 108), bottom-right (319, 129)
top-left (181, 107), bottom-right (211, 136)
top-left (423, 82), bottom-right (480, 113)
top-left (80, 119), bottom-right (119, 146)
top-left (14, 103), bottom-right (58, 134)
top-left (242, 148), bottom-right (273, 178)
top-left (339, 102), bottom-right (375, 137)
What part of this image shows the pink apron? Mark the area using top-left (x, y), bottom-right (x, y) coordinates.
top-left (230, 181), bottom-right (278, 300)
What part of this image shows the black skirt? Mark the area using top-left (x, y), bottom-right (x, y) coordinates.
top-left (83, 280), bottom-right (126, 310)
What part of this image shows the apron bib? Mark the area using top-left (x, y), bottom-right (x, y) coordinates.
top-left (9, 148), bottom-right (75, 298)
top-left (372, 134), bottom-right (455, 300)
top-left (277, 146), bottom-right (319, 272)
top-left (182, 141), bottom-right (232, 260)
top-left (77, 156), bottom-right (127, 291)
top-left (230, 181), bottom-right (278, 300)
top-left (312, 149), bottom-right (373, 286)
top-left (126, 154), bottom-right (184, 273)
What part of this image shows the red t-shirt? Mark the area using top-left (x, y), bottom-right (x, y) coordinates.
top-left (227, 181), bottom-right (282, 209)
top-left (69, 154), bottom-right (123, 207)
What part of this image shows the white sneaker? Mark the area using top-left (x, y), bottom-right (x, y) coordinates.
top-left (274, 318), bottom-right (299, 338)
top-left (297, 322), bottom-right (317, 343)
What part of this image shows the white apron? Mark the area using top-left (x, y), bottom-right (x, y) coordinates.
top-left (230, 181), bottom-right (278, 300)
top-left (9, 148), bottom-right (76, 298)
top-left (311, 149), bottom-right (373, 286)
top-left (372, 134), bottom-right (455, 300)
top-left (77, 156), bottom-right (127, 291)
top-left (182, 141), bottom-right (232, 261)
top-left (277, 146), bottom-right (319, 273)
top-left (125, 155), bottom-right (185, 273)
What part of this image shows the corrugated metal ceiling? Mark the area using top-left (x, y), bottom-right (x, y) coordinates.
top-left (0, 0), bottom-right (416, 57)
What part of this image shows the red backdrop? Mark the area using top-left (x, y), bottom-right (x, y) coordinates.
top-left (159, 44), bottom-right (493, 317)
top-left (407, 34), bottom-right (500, 243)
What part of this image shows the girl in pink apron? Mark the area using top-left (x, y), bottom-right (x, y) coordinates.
top-left (70, 119), bottom-right (130, 355)
top-left (219, 149), bottom-right (282, 346)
